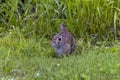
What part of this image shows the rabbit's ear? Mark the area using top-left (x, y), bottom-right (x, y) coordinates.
top-left (59, 24), bottom-right (68, 33)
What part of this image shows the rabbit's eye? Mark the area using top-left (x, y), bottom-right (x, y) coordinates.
top-left (58, 38), bottom-right (61, 41)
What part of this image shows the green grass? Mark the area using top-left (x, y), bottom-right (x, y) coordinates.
top-left (0, 0), bottom-right (120, 80)
top-left (0, 36), bottom-right (120, 80)
top-left (0, 0), bottom-right (120, 41)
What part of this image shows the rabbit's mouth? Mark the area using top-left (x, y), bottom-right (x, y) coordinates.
top-left (51, 43), bottom-right (55, 47)
top-left (51, 42), bottom-right (59, 48)
top-left (51, 41), bottom-right (56, 47)
top-left (51, 43), bottom-right (65, 49)
top-left (51, 43), bottom-right (60, 48)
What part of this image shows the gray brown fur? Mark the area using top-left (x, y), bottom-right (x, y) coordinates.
top-left (51, 24), bottom-right (76, 57)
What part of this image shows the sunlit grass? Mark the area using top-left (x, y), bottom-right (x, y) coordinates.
top-left (0, 0), bottom-right (120, 80)
top-left (0, 35), bottom-right (120, 80)
top-left (0, 0), bottom-right (120, 40)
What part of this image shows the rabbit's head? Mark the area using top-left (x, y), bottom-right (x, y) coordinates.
top-left (51, 33), bottom-right (65, 49)
top-left (51, 24), bottom-right (68, 48)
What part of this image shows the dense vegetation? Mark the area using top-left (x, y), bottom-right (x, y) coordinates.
top-left (1, 0), bottom-right (120, 40)
top-left (0, 0), bottom-right (120, 80)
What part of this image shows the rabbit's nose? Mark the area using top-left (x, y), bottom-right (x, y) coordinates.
top-left (51, 41), bottom-right (53, 44)
top-left (51, 41), bottom-right (55, 44)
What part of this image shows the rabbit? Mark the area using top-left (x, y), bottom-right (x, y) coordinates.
top-left (51, 24), bottom-right (76, 57)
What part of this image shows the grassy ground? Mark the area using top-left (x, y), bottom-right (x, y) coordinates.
top-left (0, 0), bottom-right (120, 80)
top-left (0, 36), bottom-right (120, 80)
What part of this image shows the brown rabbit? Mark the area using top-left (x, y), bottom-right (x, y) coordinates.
top-left (51, 24), bottom-right (76, 57)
